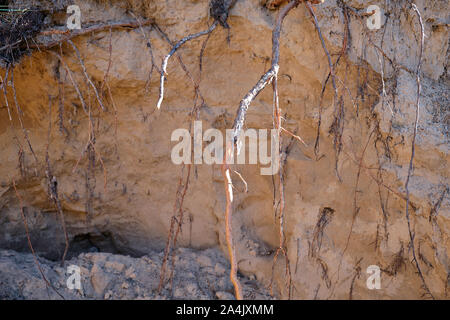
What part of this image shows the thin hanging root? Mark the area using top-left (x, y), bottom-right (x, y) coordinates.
top-left (328, 97), bottom-right (345, 182)
top-left (158, 164), bottom-right (191, 293)
top-left (199, 31), bottom-right (213, 77)
top-left (309, 207), bottom-right (335, 258)
top-left (221, 147), bottom-right (243, 300)
top-left (158, 214), bottom-right (177, 293)
top-left (341, 138), bottom-right (412, 205)
top-left (281, 127), bottom-right (307, 146)
top-left (100, 26), bottom-right (113, 93)
top-left (232, 170), bottom-right (248, 193)
top-left (156, 22), bottom-right (218, 109)
top-left (45, 97), bottom-right (69, 266)
top-left (56, 59), bottom-right (69, 137)
top-left (373, 122), bottom-right (391, 243)
top-left (309, 208), bottom-right (334, 294)
top-left (429, 187), bottom-right (448, 223)
top-left (67, 40), bottom-right (106, 112)
top-left (270, 247), bottom-right (292, 297)
top-left (105, 82), bottom-right (119, 143)
top-left (129, 12), bottom-right (160, 92)
top-left (50, 51), bottom-right (88, 114)
top-left (404, 4), bottom-right (434, 300)
top-left (12, 179), bottom-right (65, 300)
top-left (169, 164), bottom-right (192, 290)
top-left (337, 126), bottom-right (375, 279)
top-left (306, 1), bottom-right (346, 181)
top-left (348, 258), bottom-right (362, 300)
top-left (269, 72), bottom-right (293, 298)
top-left (75, 135), bottom-right (108, 193)
top-left (335, 73), bottom-right (358, 111)
top-left (157, 45), bottom-right (205, 292)
top-left (1, 68), bottom-right (26, 174)
top-left (71, 101), bottom-right (108, 195)
top-left (269, 138), bottom-right (294, 298)
top-left (311, 1), bottom-right (348, 156)
top-left (306, 1), bottom-right (338, 104)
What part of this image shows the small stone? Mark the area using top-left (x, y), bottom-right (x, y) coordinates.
top-left (90, 253), bottom-right (108, 264)
top-left (105, 261), bottom-right (125, 273)
top-left (125, 267), bottom-right (136, 279)
top-left (173, 288), bottom-right (185, 298)
top-left (54, 266), bottom-right (64, 275)
top-left (216, 291), bottom-right (235, 300)
top-left (214, 263), bottom-right (226, 274)
top-left (196, 255), bottom-right (212, 267)
top-left (104, 290), bottom-right (113, 299)
top-left (90, 264), bottom-right (111, 296)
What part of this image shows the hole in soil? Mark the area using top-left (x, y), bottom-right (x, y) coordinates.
top-left (0, 226), bottom-right (144, 262)
top-left (67, 231), bottom-right (121, 259)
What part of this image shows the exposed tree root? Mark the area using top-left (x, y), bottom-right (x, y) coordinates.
top-left (231, 0), bottom-right (299, 142)
top-left (156, 22), bottom-right (218, 109)
top-left (31, 19), bottom-right (154, 50)
top-left (153, 24), bottom-right (207, 110)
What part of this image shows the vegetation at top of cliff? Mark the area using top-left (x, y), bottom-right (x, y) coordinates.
top-left (0, 6), bottom-right (44, 66)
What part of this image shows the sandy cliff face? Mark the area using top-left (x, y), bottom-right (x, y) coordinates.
top-left (0, 0), bottom-right (448, 299)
